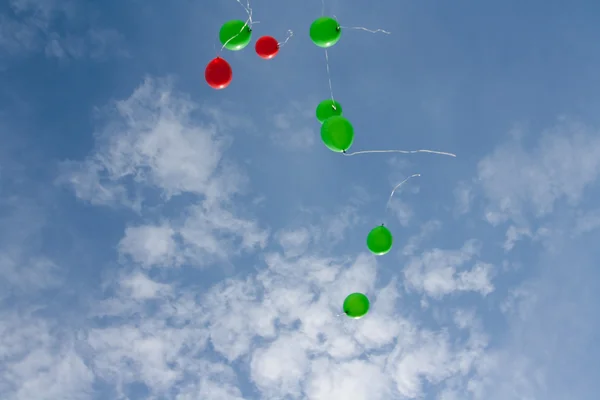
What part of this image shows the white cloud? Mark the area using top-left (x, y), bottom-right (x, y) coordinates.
top-left (276, 227), bottom-right (312, 258)
top-left (503, 225), bottom-right (532, 251)
top-left (0, 311), bottom-right (94, 400)
top-left (44, 28), bottom-right (127, 60)
top-left (178, 204), bottom-right (268, 261)
top-left (60, 78), bottom-right (241, 206)
top-left (119, 270), bottom-right (172, 300)
top-left (404, 240), bottom-right (495, 298)
top-left (478, 119), bottom-right (600, 225)
top-left (119, 224), bottom-right (180, 268)
top-left (250, 333), bottom-right (310, 397)
top-left (78, 246), bottom-right (491, 399)
top-left (175, 361), bottom-right (245, 400)
top-left (0, 254), bottom-right (61, 293)
top-left (305, 359), bottom-right (392, 400)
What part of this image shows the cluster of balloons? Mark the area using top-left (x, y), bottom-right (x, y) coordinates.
top-left (310, 16), bottom-right (397, 320)
top-left (206, 12), bottom-right (417, 320)
top-left (311, 17), bottom-right (394, 253)
top-left (205, 19), bottom-right (286, 90)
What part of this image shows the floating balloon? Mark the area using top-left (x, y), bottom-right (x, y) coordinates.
top-left (316, 99), bottom-right (343, 123)
top-left (205, 57), bottom-right (232, 90)
top-left (366, 225), bottom-right (393, 255)
top-left (310, 17), bottom-right (342, 48)
top-left (343, 292), bottom-right (370, 318)
top-left (219, 20), bottom-right (252, 51)
top-left (255, 35), bottom-right (279, 59)
top-left (320, 116), bottom-right (354, 152)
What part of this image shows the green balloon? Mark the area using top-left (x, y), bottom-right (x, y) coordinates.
top-left (343, 292), bottom-right (370, 318)
top-left (366, 225), bottom-right (393, 255)
top-left (309, 17), bottom-right (342, 48)
top-left (316, 99), bottom-right (343, 123)
top-left (219, 20), bottom-right (252, 51)
top-left (320, 116), bottom-right (354, 152)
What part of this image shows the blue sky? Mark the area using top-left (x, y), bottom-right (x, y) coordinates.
top-left (1, 0), bottom-right (600, 399)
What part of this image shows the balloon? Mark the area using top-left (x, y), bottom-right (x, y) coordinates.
top-left (343, 292), bottom-right (370, 318)
top-left (320, 116), bottom-right (354, 152)
top-left (205, 57), bottom-right (232, 90)
top-left (255, 35), bottom-right (279, 59)
top-left (366, 225), bottom-right (393, 255)
top-left (316, 99), bottom-right (343, 123)
top-left (309, 17), bottom-right (342, 48)
top-left (219, 20), bottom-right (252, 51)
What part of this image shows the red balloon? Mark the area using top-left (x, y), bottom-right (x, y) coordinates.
top-left (205, 57), bottom-right (232, 89)
top-left (255, 36), bottom-right (279, 59)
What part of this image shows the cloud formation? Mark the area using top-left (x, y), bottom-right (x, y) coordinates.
top-left (2, 1), bottom-right (600, 399)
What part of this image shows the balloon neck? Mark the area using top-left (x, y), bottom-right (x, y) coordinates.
top-left (336, 26), bottom-right (341, 31)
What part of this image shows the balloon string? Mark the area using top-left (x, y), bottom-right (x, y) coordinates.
top-left (341, 26), bottom-right (391, 35)
top-left (237, 0), bottom-right (255, 25)
top-left (321, 0), bottom-right (325, 16)
top-left (278, 30), bottom-right (294, 47)
top-left (384, 174), bottom-right (421, 215)
top-left (220, 0), bottom-right (260, 53)
top-left (324, 49), bottom-right (337, 109)
top-left (332, 15), bottom-right (391, 35)
top-left (342, 149), bottom-right (457, 158)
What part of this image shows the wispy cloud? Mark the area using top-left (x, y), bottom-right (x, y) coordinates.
top-left (478, 119), bottom-right (600, 225)
top-left (269, 101), bottom-right (316, 151)
top-left (404, 239), bottom-right (495, 298)
top-left (60, 78), bottom-right (242, 207)
top-left (0, 197), bottom-right (62, 295)
top-left (0, 0), bottom-right (126, 65)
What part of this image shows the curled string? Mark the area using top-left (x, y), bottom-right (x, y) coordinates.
top-left (385, 173), bottom-right (421, 214)
top-left (342, 149), bottom-right (457, 158)
top-left (278, 30), bottom-right (294, 47)
top-left (324, 49), bottom-right (336, 108)
top-left (220, 0), bottom-right (260, 53)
